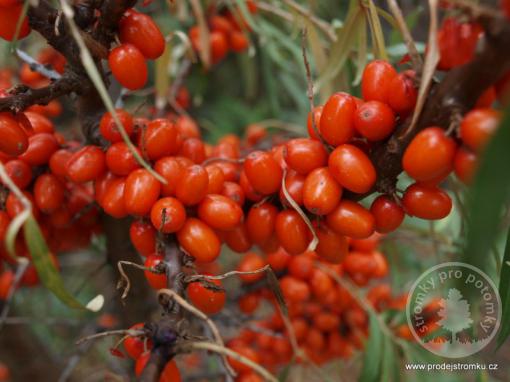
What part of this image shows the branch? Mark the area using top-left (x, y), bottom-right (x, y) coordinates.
top-left (370, 10), bottom-right (510, 195)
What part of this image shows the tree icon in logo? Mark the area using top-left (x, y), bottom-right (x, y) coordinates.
top-left (436, 288), bottom-right (474, 344)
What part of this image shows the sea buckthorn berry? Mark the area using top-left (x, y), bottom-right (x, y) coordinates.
top-left (266, 247), bottom-right (291, 272)
top-left (176, 115), bottom-right (201, 139)
top-left (326, 200), bottom-right (375, 239)
top-left (221, 181), bottom-right (245, 205)
top-left (49, 149), bottom-right (72, 178)
top-left (6, 191), bottom-right (37, 219)
top-left (350, 232), bottom-right (382, 253)
top-left (105, 142), bottom-right (141, 176)
top-left (34, 174), bottom-right (65, 213)
top-left (284, 138), bottom-right (328, 175)
top-left (288, 254), bottom-right (314, 280)
top-left (343, 252), bottom-right (376, 276)
top-left (227, 345), bottom-right (260, 374)
top-left (142, 119), bottom-right (181, 160)
top-left (144, 255), bottom-right (167, 289)
top-left (244, 151), bottom-right (282, 195)
top-left (328, 144), bottom-right (376, 194)
top-left (175, 165), bottom-right (209, 205)
top-left (280, 170), bottom-right (305, 206)
top-left (150, 197), bottom-right (186, 233)
top-left (123, 323), bottom-right (152, 359)
top-left (159, 360), bottom-right (181, 382)
top-left (238, 293), bottom-right (260, 314)
top-left (187, 278), bottom-right (226, 314)
top-left (224, 223), bottom-right (252, 253)
top-left (67, 146), bottom-right (106, 183)
top-left (99, 109), bottom-right (133, 143)
top-left (154, 157), bottom-right (185, 196)
top-left (303, 167), bottom-right (342, 215)
top-left (319, 92), bottom-right (356, 146)
top-left (361, 60), bottom-right (398, 103)
top-left (198, 194), bottom-right (243, 231)
top-left (177, 218), bottom-right (221, 262)
top-left (101, 178), bottom-right (128, 218)
top-left (280, 276), bottom-right (310, 303)
top-left (403, 127), bottom-right (456, 182)
top-left (370, 195), bottom-right (405, 233)
top-left (229, 31), bottom-right (249, 52)
top-left (353, 101), bottom-right (396, 141)
top-left (129, 220), bottom-right (156, 256)
top-left (315, 223), bottom-right (349, 263)
top-left (205, 165), bottom-right (225, 194)
top-left (108, 44), bottom-right (147, 90)
top-left (437, 18), bottom-right (482, 70)
top-left (460, 108), bottom-right (501, 152)
top-left (245, 202), bottom-right (278, 245)
top-left (387, 71), bottom-right (418, 114)
top-left (19, 132), bottom-right (59, 166)
top-left (307, 105), bottom-right (323, 140)
top-left (4, 159), bottom-right (32, 189)
top-left (0, 5), bottom-right (31, 41)
top-left (237, 253), bottom-right (266, 283)
top-left (180, 137), bottom-right (206, 163)
top-left (124, 169), bottom-right (161, 216)
top-left (24, 111), bottom-right (54, 134)
top-left (0, 113), bottom-right (28, 156)
top-left (209, 15), bottom-right (233, 34)
top-left (239, 171), bottom-right (263, 202)
top-left (402, 183), bottom-right (452, 220)
top-left (119, 10), bottom-right (165, 59)
top-left (275, 210), bottom-right (311, 255)
top-left (453, 147), bottom-right (478, 184)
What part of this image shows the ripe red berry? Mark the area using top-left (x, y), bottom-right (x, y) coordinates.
top-left (67, 146), bottom-right (106, 183)
top-left (119, 10), bottom-right (165, 59)
top-left (101, 178), bottom-right (128, 218)
top-left (280, 276), bottom-right (311, 303)
top-left (307, 105), bottom-right (323, 140)
top-left (19, 133), bottom-right (59, 166)
top-left (0, 113), bottom-right (28, 156)
top-left (177, 218), bottom-right (221, 263)
top-left (150, 197), bottom-right (186, 233)
top-left (275, 210), bottom-right (311, 255)
top-left (403, 127), bottom-right (456, 182)
top-left (453, 146), bottom-right (478, 184)
top-left (353, 101), bottom-right (396, 141)
top-left (0, 4), bottom-right (31, 41)
top-left (34, 174), bottom-right (65, 213)
top-left (303, 167), bottom-right (342, 215)
top-left (387, 71), bottom-right (418, 115)
top-left (187, 278), bottom-right (226, 314)
top-left (370, 195), bottom-right (405, 233)
top-left (179, 137), bottom-right (206, 164)
top-left (326, 200), bottom-right (375, 239)
top-left (141, 119), bottom-right (182, 160)
top-left (361, 60), bottom-right (398, 103)
top-left (108, 44), bottom-right (148, 90)
top-left (123, 323), bottom-right (152, 359)
top-left (280, 170), bottom-right (305, 207)
top-left (105, 142), bottom-right (141, 176)
top-left (244, 151), bottom-right (282, 195)
top-left (402, 183), bottom-right (452, 220)
top-left (237, 253), bottom-right (266, 283)
top-left (205, 165), bottom-right (226, 194)
top-left (460, 108), bottom-right (501, 152)
top-left (315, 223), bottom-right (349, 263)
top-left (229, 31), bottom-right (249, 52)
top-left (245, 203), bottom-right (278, 245)
top-left (175, 165), bottom-right (209, 205)
top-left (328, 144), bottom-right (376, 194)
top-left (49, 149), bottom-right (72, 178)
top-left (124, 169), bottom-right (161, 216)
top-left (284, 138), bottom-right (328, 175)
top-left (437, 18), bottom-right (483, 70)
top-left (99, 109), bottom-right (134, 143)
top-left (198, 194), bottom-right (243, 231)
top-left (3, 159), bottom-right (32, 189)
top-left (319, 92), bottom-right (356, 146)
top-left (144, 255), bottom-right (167, 289)
top-left (129, 220), bottom-right (156, 256)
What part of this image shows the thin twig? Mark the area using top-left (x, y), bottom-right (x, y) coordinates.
top-left (387, 0), bottom-right (423, 73)
top-left (178, 341), bottom-right (278, 382)
top-left (0, 258), bottom-right (29, 331)
top-left (281, 0), bottom-right (336, 42)
top-left (75, 328), bottom-right (144, 345)
top-left (157, 289), bottom-right (236, 378)
top-left (116, 261), bottom-right (153, 301)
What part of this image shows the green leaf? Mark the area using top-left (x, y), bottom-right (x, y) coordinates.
top-left (366, 0), bottom-right (388, 60)
top-left (317, 1), bottom-right (363, 87)
top-left (463, 108), bottom-right (510, 271)
top-left (381, 337), bottom-right (399, 382)
top-left (496, 226), bottom-right (510, 348)
top-left (23, 216), bottom-right (93, 310)
top-left (359, 311), bottom-right (384, 382)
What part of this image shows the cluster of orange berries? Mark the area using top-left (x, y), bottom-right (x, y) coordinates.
top-left (188, 2), bottom-right (256, 65)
